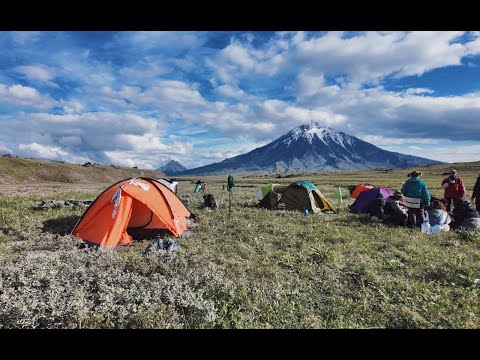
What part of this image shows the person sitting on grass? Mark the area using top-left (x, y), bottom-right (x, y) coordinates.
top-left (427, 199), bottom-right (452, 233)
top-left (451, 198), bottom-right (480, 231)
top-left (368, 193), bottom-right (386, 221)
top-left (383, 190), bottom-right (408, 226)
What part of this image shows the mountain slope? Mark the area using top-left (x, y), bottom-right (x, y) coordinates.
top-left (157, 160), bottom-right (187, 175)
top-left (0, 156), bottom-right (164, 184)
top-left (175, 123), bottom-right (443, 176)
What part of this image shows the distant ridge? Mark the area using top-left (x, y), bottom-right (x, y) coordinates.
top-left (0, 156), bottom-right (164, 184)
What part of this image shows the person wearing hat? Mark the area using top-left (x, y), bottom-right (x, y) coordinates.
top-left (383, 190), bottom-right (409, 226)
top-left (470, 171), bottom-right (480, 211)
top-left (401, 170), bottom-right (431, 226)
top-left (441, 169), bottom-right (465, 212)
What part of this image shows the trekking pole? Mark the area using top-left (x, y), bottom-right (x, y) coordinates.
top-left (228, 190), bottom-right (232, 220)
top-left (227, 174), bottom-right (235, 221)
top-left (221, 184), bottom-right (225, 206)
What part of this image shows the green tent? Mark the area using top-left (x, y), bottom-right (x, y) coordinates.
top-left (257, 180), bottom-right (336, 213)
top-left (255, 183), bottom-right (276, 199)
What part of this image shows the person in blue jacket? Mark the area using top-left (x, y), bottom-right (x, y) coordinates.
top-left (401, 170), bottom-right (431, 226)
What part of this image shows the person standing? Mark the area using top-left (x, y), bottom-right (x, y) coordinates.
top-left (193, 180), bottom-right (202, 194)
top-left (441, 169), bottom-right (465, 211)
top-left (470, 171), bottom-right (480, 211)
top-left (401, 170), bottom-right (431, 226)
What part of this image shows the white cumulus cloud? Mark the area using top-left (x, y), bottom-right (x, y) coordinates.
top-left (0, 84), bottom-right (56, 109)
top-left (15, 64), bottom-right (57, 87)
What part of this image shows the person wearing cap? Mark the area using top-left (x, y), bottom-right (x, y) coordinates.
top-left (441, 169), bottom-right (465, 212)
top-left (470, 171), bottom-right (480, 211)
top-left (383, 190), bottom-right (408, 226)
top-left (401, 170), bottom-right (431, 226)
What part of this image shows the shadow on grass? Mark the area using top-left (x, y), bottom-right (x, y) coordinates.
top-left (42, 215), bottom-right (81, 235)
top-left (333, 213), bottom-right (373, 226)
top-left (332, 213), bottom-right (414, 230)
top-left (242, 202), bottom-right (262, 209)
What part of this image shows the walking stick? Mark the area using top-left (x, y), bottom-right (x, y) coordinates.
top-left (227, 174), bottom-right (235, 221)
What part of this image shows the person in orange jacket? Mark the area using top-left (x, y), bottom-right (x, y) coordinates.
top-left (441, 169), bottom-right (465, 211)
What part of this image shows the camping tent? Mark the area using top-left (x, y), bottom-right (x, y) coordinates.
top-left (349, 187), bottom-right (395, 213)
top-left (350, 183), bottom-right (375, 198)
top-left (72, 177), bottom-right (192, 249)
top-left (257, 180), bottom-right (336, 213)
top-left (256, 183), bottom-right (275, 201)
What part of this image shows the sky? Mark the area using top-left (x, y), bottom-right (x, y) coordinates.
top-left (1, 31), bottom-right (480, 170)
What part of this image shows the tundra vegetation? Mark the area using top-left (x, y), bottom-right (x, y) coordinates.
top-left (0, 157), bottom-right (478, 328)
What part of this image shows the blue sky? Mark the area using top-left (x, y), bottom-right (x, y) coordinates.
top-left (1, 31), bottom-right (480, 169)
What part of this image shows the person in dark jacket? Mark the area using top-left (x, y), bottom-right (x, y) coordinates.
top-left (470, 171), bottom-right (480, 211)
top-left (384, 190), bottom-right (408, 226)
top-left (441, 169), bottom-right (466, 212)
top-left (368, 193), bottom-right (386, 221)
top-left (451, 198), bottom-right (480, 230)
top-left (401, 170), bottom-right (430, 226)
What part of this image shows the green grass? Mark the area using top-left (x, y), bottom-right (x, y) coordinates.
top-left (0, 163), bottom-right (479, 328)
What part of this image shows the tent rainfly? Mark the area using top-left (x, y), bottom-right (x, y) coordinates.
top-left (72, 177), bottom-right (192, 249)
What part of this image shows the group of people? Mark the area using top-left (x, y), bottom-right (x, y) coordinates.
top-left (368, 169), bottom-right (480, 232)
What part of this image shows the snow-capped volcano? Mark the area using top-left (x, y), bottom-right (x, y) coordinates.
top-left (281, 124), bottom-right (355, 149)
top-left (173, 123), bottom-right (443, 175)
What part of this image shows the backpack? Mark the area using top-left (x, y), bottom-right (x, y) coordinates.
top-left (203, 193), bottom-right (218, 209)
top-left (227, 175), bottom-right (235, 192)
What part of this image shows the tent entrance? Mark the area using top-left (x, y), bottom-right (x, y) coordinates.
top-left (125, 198), bottom-right (170, 240)
top-left (312, 191), bottom-right (326, 210)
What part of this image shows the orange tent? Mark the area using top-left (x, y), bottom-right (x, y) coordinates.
top-left (350, 183), bottom-right (375, 198)
top-left (72, 178), bottom-right (192, 249)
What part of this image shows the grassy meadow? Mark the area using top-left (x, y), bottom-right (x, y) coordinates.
top-left (0, 162), bottom-right (479, 328)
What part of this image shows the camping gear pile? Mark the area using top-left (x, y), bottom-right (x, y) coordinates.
top-left (203, 193), bottom-right (219, 210)
top-left (144, 236), bottom-right (181, 255)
